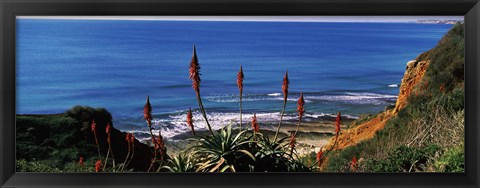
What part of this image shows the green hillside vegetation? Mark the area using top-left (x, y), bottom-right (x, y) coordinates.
top-left (324, 22), bottom-right (465, 172)
top-left (17, 106), bottom-right (155, 172)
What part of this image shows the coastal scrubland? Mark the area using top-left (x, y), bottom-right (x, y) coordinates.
top-left (16, 22), bottom-right (464, 173)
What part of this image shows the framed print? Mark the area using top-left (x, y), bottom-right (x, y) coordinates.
top-left (1, 0), bottom-right (479, 188)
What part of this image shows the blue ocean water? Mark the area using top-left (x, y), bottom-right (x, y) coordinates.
top-left (16, 19), bottom-right (453, 139)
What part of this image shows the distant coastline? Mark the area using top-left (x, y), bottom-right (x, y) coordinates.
top-left (413, 19), bottom-right (462, 24)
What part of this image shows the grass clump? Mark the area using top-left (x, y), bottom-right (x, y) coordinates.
top-left (431, 144), bottom-right (464, 172)
top-left (363, 144), bottom-right (440, 172)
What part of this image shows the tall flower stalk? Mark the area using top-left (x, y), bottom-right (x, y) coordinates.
top-left (289, 132), bottom-right (296, 156)
top-left (187, 108), bottom-right (195, 136)
top-left (144, 95), bottom-right (158, 172)
top-left (91, 119), bottom-right (101, 159)
top-left (292, 93), bottom-right (305, 138)
top-left (189, 45), bottom-right (214, 135)
top-left (237, 65), bottom-right (244, 131)
top-left (149, 133), bottom-right (165, 172)
top-left (125, 134), bottom-right (135, 168)
top-left (104, 122), bottom-right (115, 170)
top-left (331, 111), bottom-right (342, 150)
top-left (156, 134), bottom-right (165, 161)
top-left (316, 111), bottom-right (343, 170)
top-left (290, 93), bottom-right (304, 156)
top-left (274, 70), bottom-right (289, 142)
top-left (120, 133), bottom-right (133, 171)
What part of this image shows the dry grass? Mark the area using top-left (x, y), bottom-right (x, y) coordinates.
top-left (404, 107), bottom-right (464, 148)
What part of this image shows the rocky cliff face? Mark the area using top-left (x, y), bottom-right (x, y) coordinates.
top-left (322, 58), bottom-right (430, 151)
top-left (394, 60), bottom-right (430, 113)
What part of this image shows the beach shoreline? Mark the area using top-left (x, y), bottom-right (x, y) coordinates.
top-left (163, 118), bottom-right (353, 157)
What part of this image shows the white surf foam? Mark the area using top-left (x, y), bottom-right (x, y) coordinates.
top-left (120, 111), bottom-right (358, 140)
top-left (388, 84), bottom-right (399, 88)
top-left (267, 93), bottom-right (282, 96)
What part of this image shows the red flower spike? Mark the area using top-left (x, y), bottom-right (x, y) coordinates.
top-left (335, 111), bottom-right (342, 135)
top-left (144, 95), bottom-right (152, 127)
top-left (130, 134), bottom-right (135, 143)
top-left (251, 113), bottom-right (260, 133)
top-left (78, 156), bottom-right (85, 167)
top-left (297, 93), bottom-right (305, 120)
top-left (91, 119), bottom-right (96, 133)
top-left (186, 108), bottom-right (195, 135)
top-left (237, 65), bottom-right (244, 93)
top-left (189, 45), bottom-right (201, 95)
top-left (106, 122), bottom-right (111, 134)
top-left (125, 133), bottom-right (132, 143)
top-left (95, 160), bottom-right (103, 172)
top-left (282, 71), bottom-right (289, 102)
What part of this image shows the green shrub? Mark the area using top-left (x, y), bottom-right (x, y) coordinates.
top-left (433, 146), bottom-right (464, 172)
top-left (16, 106), bottom-right (117, 172)
top-left (364, 145), bottom-right (440, 172)
top-left (325, 142), bottom-right (366, 172)
top-left (17, 159), bottom-right (60, 172)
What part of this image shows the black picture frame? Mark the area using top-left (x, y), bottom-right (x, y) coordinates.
top-left (1, 0), bottom-right (479, 187)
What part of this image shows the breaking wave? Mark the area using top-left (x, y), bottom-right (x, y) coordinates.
top-left (205, 91), bottom-right (397, 105)
top-left (120, 110), bottom-right (359, 141)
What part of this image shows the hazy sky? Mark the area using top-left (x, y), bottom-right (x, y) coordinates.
top-left (17, 16), bottom-right (463, 23)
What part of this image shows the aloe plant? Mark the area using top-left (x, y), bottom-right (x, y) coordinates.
top-left (160, 152), bottom-right (196, 172)
top-left (191, 125), bottom-right (255, 172)
top-left (252, 133), bottom-right (292, 172)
